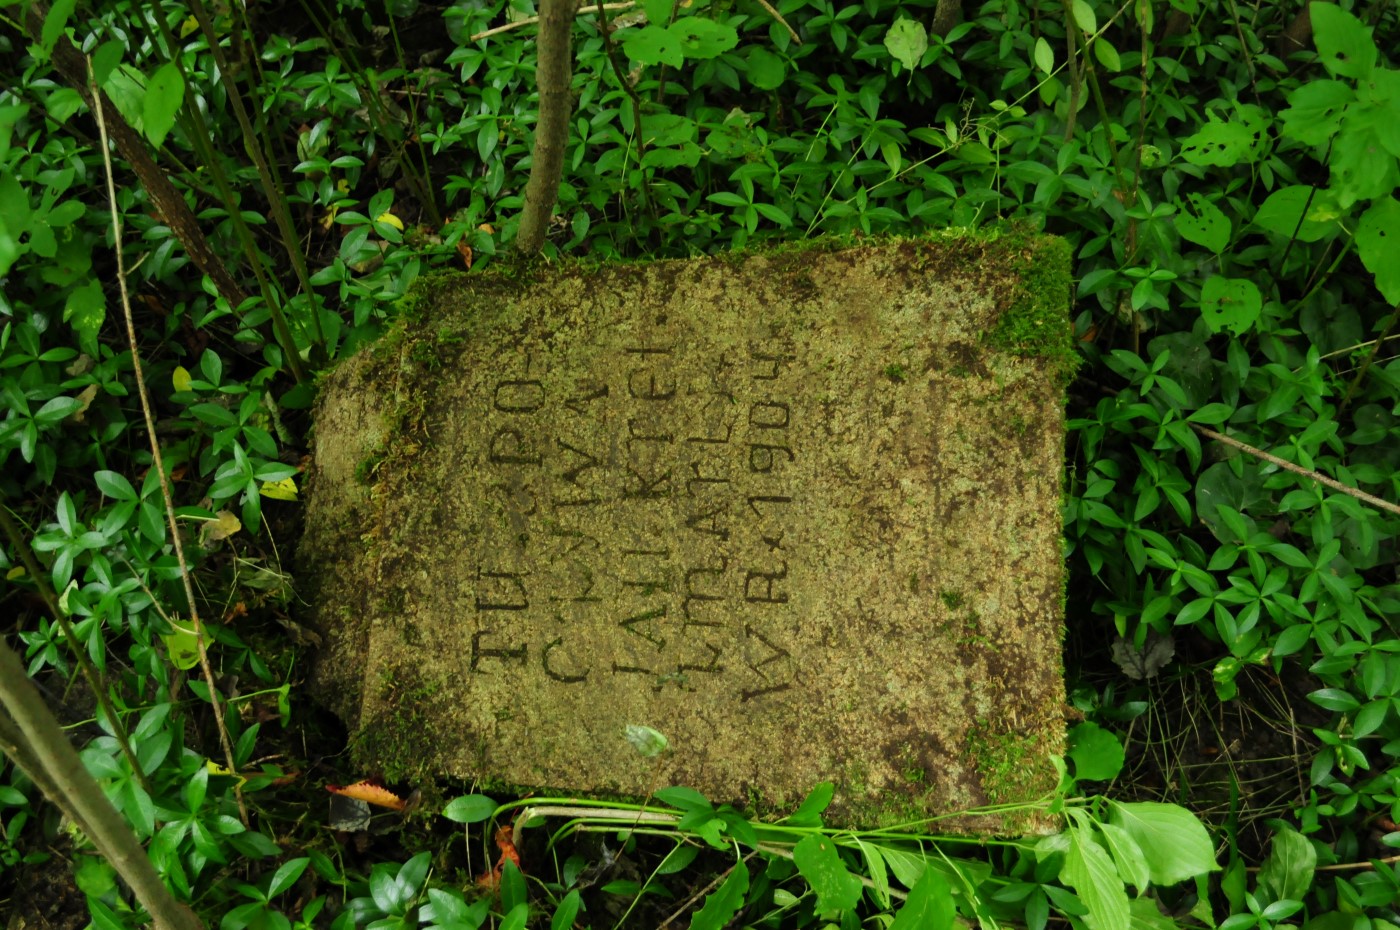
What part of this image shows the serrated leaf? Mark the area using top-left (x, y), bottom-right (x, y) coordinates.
top-left (1107, 801), bottom-right (1220, 884)
top-left (1179, 120), bottom-right (1260, 167)
top-left (1111, 632), bottom-right (1176, 680)
top-left (1356, 197), bottom-right (1400, 303)
top-left (884, 18), bottom-right (929, 72)
top-left (794, 835), bottom-right (863, 915)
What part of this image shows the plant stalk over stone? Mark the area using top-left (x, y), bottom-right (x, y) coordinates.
top-left (516, 0), bottom-right (575, 254)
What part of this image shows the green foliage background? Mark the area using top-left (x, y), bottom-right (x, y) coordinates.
top-left (1, 0), bottom-right (1400, 925)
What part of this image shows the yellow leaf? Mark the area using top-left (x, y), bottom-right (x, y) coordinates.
top-left (260, 476), bottom-right (298, 500)
top-left (6, 566), bottom-right (25, 581)
top-left (179, 15), bottom-right (199, 37)
top-left (201, 509), bottom-right (242, 545)
top-left (162, 619), bottom-right (201, 670)
top-left (377, 211), bottom-right (404, 231)
top-left (173, 365), bottom-right (193, 392)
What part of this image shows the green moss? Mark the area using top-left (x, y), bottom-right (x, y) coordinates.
top-left (980, 229), bottom-right (1078, 388)
top-left (966, 717), bottom-right (1050, 806)
top-left (884, 363), bottom-right (908, 382)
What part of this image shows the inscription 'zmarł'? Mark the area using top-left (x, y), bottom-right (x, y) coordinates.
top-left (303, 238), bottom-right (1071, 831)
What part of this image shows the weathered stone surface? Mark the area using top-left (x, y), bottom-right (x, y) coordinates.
top-left (300, 233), bottom-right (1072, 832)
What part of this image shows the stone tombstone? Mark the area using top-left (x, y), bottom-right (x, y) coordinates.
top-left (302, 233), bottom-right (1073, 832)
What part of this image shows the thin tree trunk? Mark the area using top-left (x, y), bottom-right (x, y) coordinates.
top-left (516, 0), bottom-right (575, 254)
top-left (0, 637), bottom-right (205, 930)
top-left (23, 1), bottom-right (247, 308)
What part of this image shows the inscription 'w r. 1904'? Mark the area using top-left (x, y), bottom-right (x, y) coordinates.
top-left (473, 343), bottom-right (799, 704)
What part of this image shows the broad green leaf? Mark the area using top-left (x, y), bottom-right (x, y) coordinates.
top-left (1253, 186), bottom-right (1342, 242)
top-left (1071, 0), bottom-right (1097, 33)
top-left (143, 62), bottom-right (184, 147)
top-left (1096, 822), bottom-right (1150, 893)
top-left (1067, 722), bottom-right (1125, 781)
top-left (794, 835), bottom-right (863, 915)
top-left (1198, 276), bottom-right (1261, 336)
top-left (64, 279), bottom-right (106, 355)
top-left (442, 794), bottom-right (497, 823)
top-left (1330, 117), bottom-right (1400, 207)
top-left (1179, 120), bottom-right (1261, 167)
top-left (689, 862), bottom-right (748, 930)
top-left (625, 723), bottom-right (669, 756)
top-left (1311, 2), bottom-right (1376, 79)
top-left (787, 781), bottom-right (834, 828)
top-left (1093, 38), bottom-right (1121, 71)
top-left (1061, 825), bottom-right (1129, 930)
top-left (745, 46), bottom-right (786, 89)
top-left (643, 0), bottom-right (673, 25)
top-left (551, 890), bottom-right (581, 930)
top-left (655, 785), bottom-right (712, 812)
top-left (623, 24), bottom-right (682, 67)
top-left (45, 88), bottom-right (84, 124)
top-left (94, 470), bottom-right (136, 501)
top-left (1356, 196), bottom-right (1400, 303)
top-left (890, 865), bottom-right (956, 930)
top-left (1174, 193), bottom-right (1230, 253)
top-left (884, 18), bottom-right (929, 72)
top-left (1279, 79), bottom-right (1352, 145)
top-left (1258, 826), bottom-right (1316, 904)
top-left (92, 40), bottom-right (124, 87)
top-left (1107, 801), bottom-right (1220, 884)
top-left (162, 622), bottom-right (201, 670)
top-left (669, 18), bottom-right (738, 60)
top-left (40, 0), bottom-right (76, 57)
top-left (1034, 36), bottom-right (1054, 75)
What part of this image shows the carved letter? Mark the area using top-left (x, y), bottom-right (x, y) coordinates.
top-left (494, 380), bottom-right (544, 412)
top-left (470, 630), bottom-right (527, 672)
top-left (542, 638), bottom-right (589, 683)
top-left (489, 428), bottom-right (541, 466)
top-left (749, 401), bottom-right (790, 429)
top-left (744, 564), bottom-right (788, 604)
top-left (476, 570), bottom-right (529, 611)
top-left (749, 443), bottom-right (794, 473)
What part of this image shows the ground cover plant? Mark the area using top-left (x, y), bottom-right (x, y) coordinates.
top-left (1, 0), bottom-right (1399, 926)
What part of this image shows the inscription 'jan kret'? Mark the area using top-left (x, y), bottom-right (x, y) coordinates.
top-left (473, 342), bottom-right (799, 704)
top-left (305, 243), bottom-right (1070, 829)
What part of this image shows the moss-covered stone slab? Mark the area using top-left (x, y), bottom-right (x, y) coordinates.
top-left (300, 233), bottom-right (1072, 832)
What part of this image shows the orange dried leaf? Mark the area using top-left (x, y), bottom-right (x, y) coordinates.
top-left (326, 780), bottom-right (407, 811)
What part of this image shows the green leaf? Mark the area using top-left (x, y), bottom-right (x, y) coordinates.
top-left (1093, 38), bottom-right (1121, 71)
top-left (1071, 0), bottom-right (1097, 33)
top-left (689, 862), bottom-right (748, 930)
top-left (1179, 119), bottom-right (1262, 167)
top-left (40, 0), bottom-right (76, 57)
top-left (793, 835), bottom-right (863, 915)
top-left (745, 46), bottom-right (786, 89)
top-left (1309, 688), bottom-right (1361, 712)
top-left (64, 279), bottom-right (106, 355)
top-left (551, 890), bottom-right (581, 930)
top-left (669, 18), bottom-right (738, 60)
top-left (143, 62), bottom-right (184, 147)
top-left (1311, 2), bottom-right (1376, 79)
top-left (1067, 722), bottom-right (1125, 781)
top-left (1107, 801), bottom-right (1220, 884)
top-left (1355, 197), bottom-right (1400, 304)
top-left (1061, 824), bottom-right (1129, 930)
top-left (443, 794), bottom-right (497, 823)
top-left (890, 866), bottom-right (956, 930)
top-left (45, 88), bottom-right (84, 124)
top-left (94, 470), bottom-right (137, 501)
top-left (656, 785), bottom-right (713, 812)
top-left (1198, 276), bottom-right (1261, 335)
top-left (884, 18), bottom-right (929, 72)
top-left (1258, 826), bottom-right (1316, 904)
top-left (162, 623), bottom-right (201, 670)
top-left (1253, 186), bottom-right (1342, 242)
top-left (91, 40), bottom-right (124, 87)
top-left (1096, 822), bottom-right (1150, 893)
top-left (1330, 116), bottom-right (1400, 206)
top-left (1279, 79), bottom-right (1353, 145)
top-left (624, 723), bottom-right (669, 756)
top-left (787, 781), bottom-right (834, 828)
top-left (623, 23), bottom-right (680, 65)
top-left (1174, 193), bottom-right (1230, 253)
top-left (1034, 37), bottom-right (1054, 75)
top-left (268, 858), bottom-right (310, 898)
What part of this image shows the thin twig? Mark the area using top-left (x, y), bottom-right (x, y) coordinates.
top-left (89, 59), bottom-right (248, 825)
top-left (471, 1), bottom-right (636, 41)
top-left (1193, 426), bottom-right (1400, 517)
top-left (752, 0), bottom-right (801, 44)
top-left (658, 851), bottom-right (763, 929)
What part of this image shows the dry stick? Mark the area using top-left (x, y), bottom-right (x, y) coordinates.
top-left (471, 1), bottom-right (636, 41)
top-left (752, 0), bottom-right (802, 45)
top-left (516, 0), bottom-right (575, 254)
top-left (0, 637), bottom-right (205, 930)
top-left (1193, 426), bottom-right (1400, 518)
top-left (0, 505), bottom-right (150, 794)
top-left (88, 60), bottom-right (249, 826)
